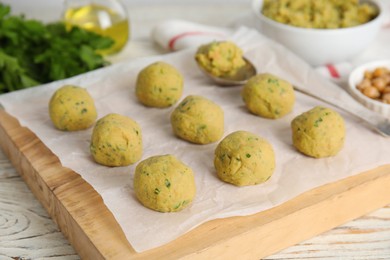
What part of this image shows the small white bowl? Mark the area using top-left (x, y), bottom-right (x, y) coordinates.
top-left (348, 60), bottom-right (390, 118)
top-left (252, 0), bottom-right (384, 66)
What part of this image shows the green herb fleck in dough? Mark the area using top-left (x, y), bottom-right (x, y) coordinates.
top-left (165, 179), bottom-right (171, 188)
top-left (267, 78), bottom-right (279, 85)
top-left (174, 201), bottom-right (183, 209)
top-left (314, 117), bottom-right (323, 127)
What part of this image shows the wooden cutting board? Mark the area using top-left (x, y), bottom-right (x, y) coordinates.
top-left (1, 108), bottom-right (390, 259)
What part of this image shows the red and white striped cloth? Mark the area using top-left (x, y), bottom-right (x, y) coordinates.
top-left (152, 19), bottom-right (232, 52)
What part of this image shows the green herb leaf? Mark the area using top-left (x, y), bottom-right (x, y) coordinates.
top-left (165, 179), bottom-right (171, 188)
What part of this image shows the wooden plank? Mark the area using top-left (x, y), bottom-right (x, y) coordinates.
top-left (0, 110), bottom-right (132, 259)
top-left (1, 108), bottom-right (390, 259)
top-left (0, 150), bottom-right (79, 258)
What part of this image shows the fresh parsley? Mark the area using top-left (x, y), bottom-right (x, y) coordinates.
top-left (0, 3), bottom-right (113, 94)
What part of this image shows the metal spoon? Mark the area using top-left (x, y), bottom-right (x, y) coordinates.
top-left (196, 57), bottom-right (257, 86)
top-left (195, 57), bottom-right (390, 137)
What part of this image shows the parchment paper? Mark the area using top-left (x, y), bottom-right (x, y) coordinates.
top-left (1, 27), bottom-right (389, 252)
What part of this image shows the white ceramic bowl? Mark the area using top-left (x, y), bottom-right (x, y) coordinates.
top-left (252, 0), bottom-right (384, 66)
top-left (348, 60), bottom-right (390, 118)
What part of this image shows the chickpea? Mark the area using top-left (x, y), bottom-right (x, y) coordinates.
top-left (382, 74), bottom-right (390, 85)
top-left (373, 67), bottom-right (387, 77)
top-left (364, 70), bottom-right (373, 80)
top-left (372, 77), bottom-right (387, 91)
top-left (356, 78), bottom-right (371, 90)
top-left (383, 86), bottom-right (390, 94)
top-left (362, 86), bottom-right (380, 99)
top-left (382, 93), bottom-right (390, 104)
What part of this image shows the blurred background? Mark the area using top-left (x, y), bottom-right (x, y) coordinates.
top-left (1, 0), bottom-right (254, 60)
top-left (1, 0), bottom-right (253, 24)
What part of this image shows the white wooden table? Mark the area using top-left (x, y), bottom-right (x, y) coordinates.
top-left (1, 1), bottom-right (390, 259)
